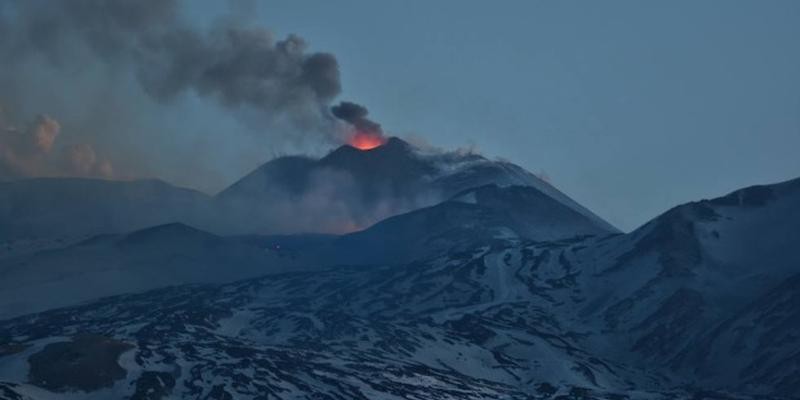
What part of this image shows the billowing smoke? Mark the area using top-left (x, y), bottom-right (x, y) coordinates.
top-left (331, 101), bottom-right (387, 149)
top-left (0, 111), bottom-right (113, 179)
top-left (0, 0), bottom-right (348, 188)
top-left (0, 113), bottom-right (60, 177)
top-left (2, 0), bottom-right (341, 124)
top-left (65, 143), bottom-right (114, 177)
top-left (27, 115), bottom-right (59, 154)
top-left (331, 101), bottom-right (383, 137)
top-left (135, 31), bottom-right (341, 128)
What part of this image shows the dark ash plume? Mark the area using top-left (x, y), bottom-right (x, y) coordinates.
top-left (0, 0), bottom-right (353, 190)
top-left (135, 30), bottom-right (341, 123)
top-left (331, 101), bottom-right (383, 136)
top-left (2, 0), bottom-right (342, 128)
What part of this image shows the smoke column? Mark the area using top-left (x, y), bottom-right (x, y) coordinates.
top-left (0, 0), bottom-right (373, 189)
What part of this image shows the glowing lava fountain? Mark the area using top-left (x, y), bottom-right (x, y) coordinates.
top-left (349, 132), bottom-right (386, 150)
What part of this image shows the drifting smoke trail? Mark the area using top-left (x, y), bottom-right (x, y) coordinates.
top-left (0, 0), bottom-right (342, 128)
top-left (0, 111), bottom-right (113, 179)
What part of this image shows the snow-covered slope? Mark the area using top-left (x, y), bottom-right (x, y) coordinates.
top-left (568, 177), bottom-right (800, 395)
top-left (0, 243), bottom-right (696, 400)
top-left (0, 177), bottom-right (797, 398)
top-left (321, 184), bottom-right (617, 265)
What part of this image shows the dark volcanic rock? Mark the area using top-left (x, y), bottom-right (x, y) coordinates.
top-left (28, 334), bottom-right (133, 392)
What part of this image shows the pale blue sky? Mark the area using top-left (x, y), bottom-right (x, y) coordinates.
top-left (193, 1), bottom-right (800, 230)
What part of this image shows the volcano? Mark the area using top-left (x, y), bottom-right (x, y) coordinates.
top-left (0, 138), bottom-right (616, 240)
top-left (216, 137), bottom-right (616, 235)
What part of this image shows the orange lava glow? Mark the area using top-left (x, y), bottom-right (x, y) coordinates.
top-left (349, 132), bottom-right (386, 150)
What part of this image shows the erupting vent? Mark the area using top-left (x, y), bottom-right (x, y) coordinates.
top-left (349, 132), bottom-right (386, 150)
